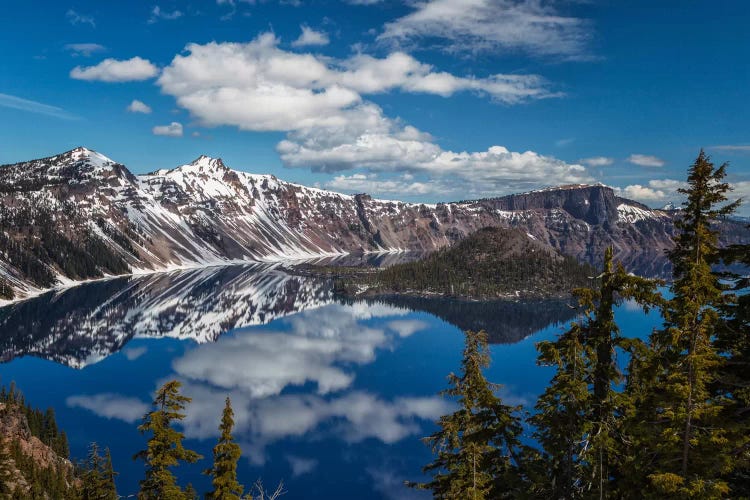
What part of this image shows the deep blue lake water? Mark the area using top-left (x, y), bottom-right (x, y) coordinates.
top-left (0, 265), bottom-right (662, 499)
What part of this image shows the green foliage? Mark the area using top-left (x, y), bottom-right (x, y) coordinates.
top-left (625, 150), bottom-right (739, 497)
top-left (340, 227), bottom-right (597, 300)
top-left (412, 330), bottom-right (527, 498)
top-left (205, 398), bottom-right (244, 500)
top-left (134, 380), bottom-right (202, 500)
top-left (531, 247), bottom-right (662, 498)
top-left (79, 442), bottom-right (117, 500)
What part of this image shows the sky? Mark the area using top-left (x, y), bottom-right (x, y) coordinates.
top-left (1, 0), bottom-right (749, 212)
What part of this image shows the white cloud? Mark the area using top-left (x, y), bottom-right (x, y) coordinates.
top-left (580, 156), bottom-right (614, 167)
top-left (387, 319), bottom-right (429, 338)
top-left (71, 57), bottom-right (159, 82)
top-left (627, 154), bottom-right (665, 167)
top-left (122, 346), bottom-right (148, 360)
top-left (621, 184), bottom-right (667, 201)
top-left (161, 303), bottom-right (451, 463)
top-left (126, 99), bottom-right (152, 114)
top-left (66, 9), bottom-right (95, 27)
top-left (152, 121), bottom-right (183, 137)
top-left (325, 173), bottom-right (446, 197)
top-left (0, 93), bottom-right (78, 120)
top-left (617, 179), bottom-right (684, 204)
top-left (66, 393), bottom-right (149, 423)
top-left (377, 0), bottom-right (592, 59)
top-left (64, 43), bottom-right (106, 57)
top-left (156, 34), bottom-right (587, 197)
top-left (292, 25), bottom-right (330, 47)
top-left (148, 5), bottom-right (183, 24)
top-left (285, 455), bottom-right (318, 477)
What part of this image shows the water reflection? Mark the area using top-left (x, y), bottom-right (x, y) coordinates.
top-left (0, 265), bottom-right (576, 368)
top-left (0, 264), bottom-right (606, 498)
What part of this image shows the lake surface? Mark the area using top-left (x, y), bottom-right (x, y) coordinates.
top-left (0, 264), bottom-right (662, 499)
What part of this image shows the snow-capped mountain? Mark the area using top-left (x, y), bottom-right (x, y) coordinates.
top-left (0, 147), bottom-right (748, 300)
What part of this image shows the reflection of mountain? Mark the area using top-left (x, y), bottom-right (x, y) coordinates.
top-left (0, 265), bottom-right (333, 368)
top-left (359, 296), bottom-right (578, 344)
top-left (0, 265), bottom-right (577, 368)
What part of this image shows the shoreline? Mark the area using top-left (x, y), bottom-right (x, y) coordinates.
top-left (0, 249), bottom-right (385, 308)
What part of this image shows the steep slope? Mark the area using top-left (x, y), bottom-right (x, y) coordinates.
top-left (1, 147), bottom-right (747, 300)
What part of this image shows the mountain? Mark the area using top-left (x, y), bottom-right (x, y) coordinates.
top-left (1, 147), bottom-right (748, 300)
top-left (335, 227), bottom-right (597, 299)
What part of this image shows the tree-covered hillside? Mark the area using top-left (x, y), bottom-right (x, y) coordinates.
top-left (338, 226), bottom-right (597, 299)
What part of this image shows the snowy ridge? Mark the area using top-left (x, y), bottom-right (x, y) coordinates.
top-left (0, 147), bottom-right (694, 301)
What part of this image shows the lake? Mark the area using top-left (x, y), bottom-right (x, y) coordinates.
top-left (0, 264), bottom-right (662, 499)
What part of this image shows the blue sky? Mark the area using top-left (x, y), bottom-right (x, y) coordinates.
top-left (1, 0), bottom-right (749, 211)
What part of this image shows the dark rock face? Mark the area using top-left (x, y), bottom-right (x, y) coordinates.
top-left (479, 184), bottom-right (619, 225)
top-left (1, 148), bottom-right (749, 298)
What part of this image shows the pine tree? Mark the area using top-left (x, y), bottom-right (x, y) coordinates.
top-left (134, 380), bottom-right (202, 500)
top-left (716, 237), bottom-right (750, 491)
top-left (0, 438), bottom-right (14, 499)
top-left (80, 442), bottom-right (117, 500)
top-left (412, 330), bottom-right (526, 499)
top-left (204, 398), bottom-right (244, 500)
top-left (531, 247), bottom-right (662, 498)
top-left (103, 448), bottom-right (117, 499)
top-left (629, 150), bottom-right (739, 497)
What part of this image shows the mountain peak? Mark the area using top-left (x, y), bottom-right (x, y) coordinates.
top-left (189, 155), bottom-right (227, 171)
top-left (66, 146), bottom-right (116, 168)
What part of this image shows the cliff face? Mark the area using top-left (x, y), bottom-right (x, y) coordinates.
top-left (478, 184), bottom-right (619, 225)
top-left (1, 148), bottom-right (748, 299)
top-left (0, 401), bottom-right (76, 497)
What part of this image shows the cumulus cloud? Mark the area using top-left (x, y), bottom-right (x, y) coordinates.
top-left (126, 99), bottom-right (152, 114)
top-left (152, 122), bottom-right (183, 137)
top-left (292, 25), bottom-right (330, 47)
top-left (621, 185), bottom-right (665, 201)
top-left (64, 43), bottom-right (106, 57)
top-left (325, 173), bottom-right (447, 197)
top-left (377, 0), bottom-right (592, 59)
top-left (616, 179), bottom-right (685, 204)
top-left (71, 57), bottom-right (159, 82)
top-left (155, 33), bottom-right (588, 197)
top-left (627, 154), bottom-right (665, 167)
top-left (66, 393), bottom-right (149, 423)
top-left (66, 9), bottom-right (95, 27)
top-left (580, 156), bottom-right (614, 167)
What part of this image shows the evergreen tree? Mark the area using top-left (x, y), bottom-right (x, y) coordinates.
top-left (0, 438), bottom-right (14, 499)
top-left (134, 380), bottom-right (202, 500)
top-left (412, 330), bottom-right (526, 499)
top-left (531, 247), bottom-right (662, 498)
top-left (205, 398), bottom-right (244, 500)
top-left (103, 448), bottom-right (117, 498)
top-left (628, 150), bottom-right (739, 497)
top-left (716, 238), bottom-right (750, 491)
top-left (80, 442), bottom-right (117, 500)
